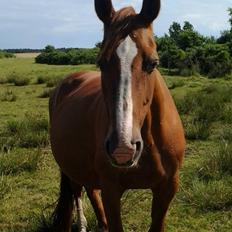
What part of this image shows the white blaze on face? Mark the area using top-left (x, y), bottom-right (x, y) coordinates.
top-left (116, 36), bottom-right (137, 146)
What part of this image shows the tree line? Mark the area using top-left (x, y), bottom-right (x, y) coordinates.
top-left (35, 46), bottom-right (99, 65)
top-left (157, 9), bottom-right (232, 77)
top-left (0, 50), bottom-right (15, 59)
top-left (35, 8), bottom-right (232, 77)
top-left (3, 48), bottom-right (43, 53)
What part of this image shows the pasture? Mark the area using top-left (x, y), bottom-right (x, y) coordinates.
top-left (0, 57), bottom-right (232, 231)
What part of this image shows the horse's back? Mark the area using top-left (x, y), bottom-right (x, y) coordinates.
top-left (49, 71), bottom-right (101, 117)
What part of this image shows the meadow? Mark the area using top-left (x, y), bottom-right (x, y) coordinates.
top-left (0, 57), bottom-right (232, 232)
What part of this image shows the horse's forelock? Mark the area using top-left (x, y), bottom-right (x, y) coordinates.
top-left (98, 7), bottom-right (137, 63)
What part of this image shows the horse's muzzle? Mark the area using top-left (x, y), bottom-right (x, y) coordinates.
top-left (106, 140), bottom-right (143, 167)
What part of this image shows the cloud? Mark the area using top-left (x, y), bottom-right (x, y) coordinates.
top-left (0, 0), bottom-right (231, 48)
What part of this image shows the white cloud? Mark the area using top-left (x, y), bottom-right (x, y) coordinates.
top-left (0, 0), bottom-right (231, 48)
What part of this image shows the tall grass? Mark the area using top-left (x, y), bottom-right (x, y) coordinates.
top-left (0, 149), bottom-right (41, 175)
top-left (38, 88), bottom-right (53, 98)
top-left (0, 76), bottom-right (7, 84)
top-left (0, 89), bottom-right (17, 102)
top-left (179, 177), bottom-right (232, 211)
top-left (198, 130), bottom-right (232, 180)
top-left (167, 79), bottom-right (185, 89)
top-left (0, 175), bottom-right (10, 200)
top-left (46, 76), bottom-right (63, 87)
top-left (36, 74), bottom-right (63, 87)
top-left (0, 113), bottom-right (49, 152)
top-left (179, 128), bottom-right (232, 212)
top-left (7, 72), bottom-right (30, 86)
top-left (176, 84), bottom-right (232, 140)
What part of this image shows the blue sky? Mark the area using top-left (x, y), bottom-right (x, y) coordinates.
top-left (0, 0), bottom-right (231, 49)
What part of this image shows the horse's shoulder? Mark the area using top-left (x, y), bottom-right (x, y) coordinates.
top-left (151, 70), bottom-right (185, 165)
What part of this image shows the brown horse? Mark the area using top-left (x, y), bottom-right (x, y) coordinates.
top-left (49, 0), bottom-right (185, 231)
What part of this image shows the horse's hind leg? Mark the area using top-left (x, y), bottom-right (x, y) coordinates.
top-left (86, 188), bottom-right (108, 231)
top-left (52, 172), bottom-right (74, 232)
top-left (149, 173), bottom-right (179, 232)
top-left (71, 182), bottom-right (88, 232)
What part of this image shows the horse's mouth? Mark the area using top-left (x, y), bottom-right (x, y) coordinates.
top-left (108, 146), bottom-right (142, 168)
top-left (104, 137), bottom-right (143, 168)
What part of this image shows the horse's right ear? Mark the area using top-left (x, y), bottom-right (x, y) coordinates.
top-left (94, 0), bottom-right (115, 24)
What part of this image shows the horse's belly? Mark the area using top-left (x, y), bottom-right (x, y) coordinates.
top-left (51, 138), bottom-right (101, 187)
top-left (50, 104), bottom-right (103, 188)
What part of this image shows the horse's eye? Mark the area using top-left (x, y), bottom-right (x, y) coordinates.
top-left (142, 57), bottom-right (159, 74)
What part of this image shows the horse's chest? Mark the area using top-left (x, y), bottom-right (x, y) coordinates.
top-left (119, 158), bottom-right (162, 189)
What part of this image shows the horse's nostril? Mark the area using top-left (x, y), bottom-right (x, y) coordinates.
top-left (131, 141), bottom-right (142, 153)
top-left (135, 141), bottom-right (142, 152)
top-left (105, 140), bottom-right (111, 155)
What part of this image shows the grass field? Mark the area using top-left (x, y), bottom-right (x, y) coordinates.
top-left (0, 57), bottom-right (232, 232)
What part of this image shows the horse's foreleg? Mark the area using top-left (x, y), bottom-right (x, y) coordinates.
top-left (149, 173), bottom-right (179, 232)
top-left (86, 188), bottom-right (108, 231)
top-left (101, 182), bottom-right (124, 232)
top-left (71, 183), bottom-right (88, 232)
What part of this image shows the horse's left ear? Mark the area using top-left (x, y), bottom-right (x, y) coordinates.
top-left (94, 0), bottom-right (115, 24)
top-left (138, 0), bottom-right (161, 25)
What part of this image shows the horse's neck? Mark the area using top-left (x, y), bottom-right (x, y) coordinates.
top-left (147, 70), bottom-right (185, 160)
top-left (151, 70), bottom-right (179, 120)
top-left (142, 70), bottom-right (178, 144)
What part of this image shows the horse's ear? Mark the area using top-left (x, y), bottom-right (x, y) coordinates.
top-left (94, 0), bottom-right (115, 24)
top-left (138, 0), bottom-right (161, 25)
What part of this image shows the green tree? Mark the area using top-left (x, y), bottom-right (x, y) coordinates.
top-left (183, 21), bottom-right (194, 31)
top-left (229, 8), bottom-right (232, 31)
top-left (44, 45), bottom-right (55, 53)
top-left (169, 22), bottom-right (181, 42)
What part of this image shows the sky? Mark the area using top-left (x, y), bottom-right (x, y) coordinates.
top-left (0, 0), bottom-right (231, 49)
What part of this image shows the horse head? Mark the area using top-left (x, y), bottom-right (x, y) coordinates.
top-left (95, 0), bottom-right (160, 167)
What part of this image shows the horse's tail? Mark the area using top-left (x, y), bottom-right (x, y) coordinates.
top-left (52, 172), bottom-right (74, 231)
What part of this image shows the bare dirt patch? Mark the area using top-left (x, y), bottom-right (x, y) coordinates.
top-left (14, 53), bottom-right (40, 58)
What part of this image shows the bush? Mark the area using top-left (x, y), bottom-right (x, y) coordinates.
top-left (36, 75), bottom-right (50, 84)
top-left (35, 45), bottom-right (99, 65)
top-left (196, 44), bottom-right (232, 78)
top-left (157, 19), bottom-right (232, 77)
top-left (0, 50), bottom-right (15, 59)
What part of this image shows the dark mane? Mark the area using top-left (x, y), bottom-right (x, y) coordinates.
top-left (97, 7), bottom-right (137, 64)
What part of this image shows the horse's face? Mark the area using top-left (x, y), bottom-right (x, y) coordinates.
top-left (95, 0), bottom-right (160, 167)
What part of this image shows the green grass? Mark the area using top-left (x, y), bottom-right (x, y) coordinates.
top-left (38, 88), bottom-right (53, 98)
top-left (0, 57), bottom-right (232, 231)
top-left (0, 148), bottom-right (41, 175)
top-left (0, 113), bottom-right (49, 151)
top-left (0, 89), bottom-right (17, 102)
